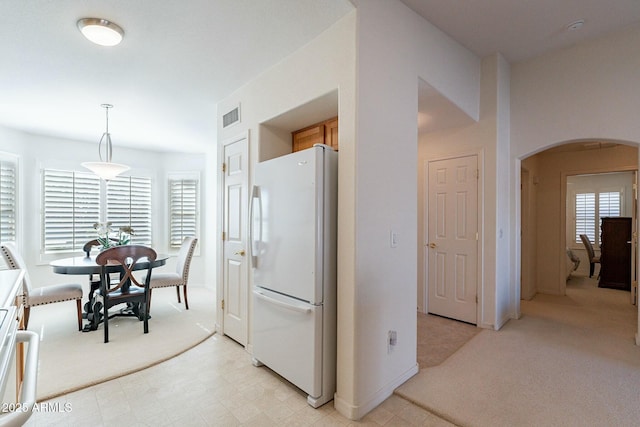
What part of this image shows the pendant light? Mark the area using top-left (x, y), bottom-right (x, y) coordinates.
top-left (82, 104), bottom-right (130, 180)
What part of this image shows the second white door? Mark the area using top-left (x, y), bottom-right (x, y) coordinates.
top-left (222, 134), bottom-right (249, 345)
top-left (427, 155), bottom-right (478, 324)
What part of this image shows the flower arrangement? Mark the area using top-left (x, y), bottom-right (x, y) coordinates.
top-left (93, 222), bottom-right (134, 250)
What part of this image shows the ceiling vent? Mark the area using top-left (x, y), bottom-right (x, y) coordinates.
top-left (222, 105), bottom-right (240, 128)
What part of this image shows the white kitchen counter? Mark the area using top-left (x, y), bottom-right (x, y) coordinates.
top-left (0, 270), bottom-right (23, 308)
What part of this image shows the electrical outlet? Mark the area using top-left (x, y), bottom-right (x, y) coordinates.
top-left (388, 330), bottom-right (397, 353)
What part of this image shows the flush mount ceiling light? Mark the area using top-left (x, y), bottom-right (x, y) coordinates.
top-left (82, 104), bottom-right (130, 181)
top-left (77, 18), bottom-right (124, 46)
top-left (566, 19), bottom-right (585, 31)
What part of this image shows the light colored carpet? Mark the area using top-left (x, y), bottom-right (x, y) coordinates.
top-left (397, 275), bottom-right (640, 427)
top-left (27, 286), bottom-right (216, 401)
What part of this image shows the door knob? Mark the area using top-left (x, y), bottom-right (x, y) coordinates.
top-left (235, 250), bottom-right (246, 256)
top-left (429, 243), bottom-right (437, 249)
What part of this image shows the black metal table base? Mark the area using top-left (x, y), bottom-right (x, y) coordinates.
top-left (82, 299), bottom-right (149, 332)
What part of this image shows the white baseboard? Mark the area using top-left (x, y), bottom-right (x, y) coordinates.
top-left (334, 363), bottom-right (419, 420)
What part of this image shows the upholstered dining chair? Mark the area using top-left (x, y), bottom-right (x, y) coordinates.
top-left (579, 234), bottom-right (600, 278)
top-left (149, 236), bottom-right (197, 310)
top-left (1, 243), bottom-right (83, 331)
top-left (95, 245), bottom-right (157, 343)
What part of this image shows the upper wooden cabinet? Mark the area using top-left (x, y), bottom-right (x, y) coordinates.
top-left (292, 117), bottom-right (338, 152)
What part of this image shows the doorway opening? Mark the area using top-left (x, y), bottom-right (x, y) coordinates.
top-left (519, 140), bottom-right (638, 342)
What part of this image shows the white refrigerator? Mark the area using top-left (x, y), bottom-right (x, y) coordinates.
top-left (250, 144), bottom-right (337, 408)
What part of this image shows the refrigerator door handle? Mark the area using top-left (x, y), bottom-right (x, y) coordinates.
top-left (253, 289), bottom-right (312, 314)
top-left (249, 185), bottom-right (261, 268)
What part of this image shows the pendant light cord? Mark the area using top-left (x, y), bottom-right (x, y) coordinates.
top-left (99, 104), bottom-right (113, 163)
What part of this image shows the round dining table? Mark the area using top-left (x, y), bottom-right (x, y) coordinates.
top-left (50, 254), bottom-right (168, 275)
top-left (50, 253), bottom-right (168, 331)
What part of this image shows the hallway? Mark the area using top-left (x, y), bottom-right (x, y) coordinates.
top-left (398, 274), bottom-right (640, 426)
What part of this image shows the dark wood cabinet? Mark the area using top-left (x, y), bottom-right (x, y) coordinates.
top-left (599, 216), bottom-right (632, 290)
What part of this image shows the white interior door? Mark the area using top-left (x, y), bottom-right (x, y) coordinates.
top-left (222, 135), bottom-right (248, 345)
top-left (427, 155), bottom-right (478, 324)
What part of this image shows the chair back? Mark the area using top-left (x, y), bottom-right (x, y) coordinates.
top-left (579, 234), bottom-right (596, 261)
top-left (1, 243), bottom-right (33, 294)
top-left (96, 245), bottom-right (157, 293)
top-left (83, 239), bottom-right (101, 257)
top-left (176, 237), bottom-right (198, 282)
top-left (83, 238), bottom-right (119, 257)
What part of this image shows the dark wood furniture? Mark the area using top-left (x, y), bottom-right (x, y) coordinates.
top-left (50, 253), bottom-right (167, 332)
top-left (95, 245), bottom-right (157, 343)
top-left (599, 216), bottom-right (632, 290)
top-left (50, 253), bottom-right (167, 275)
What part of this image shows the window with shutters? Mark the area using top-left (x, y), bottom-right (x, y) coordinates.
top-left (107, 176), bottom-right (152, 246)
top-left (0, 157), bottom-right (18, 244)
top-left (42, 169), bottom-right (101, 253)
top-left (574, 191), bottom-right (621, 246)
top-left (42, 169), bottom-right (152, 253)
top-left (168, 173), bottom-right (199, 249)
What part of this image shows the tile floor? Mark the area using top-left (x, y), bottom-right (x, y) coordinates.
top-left (24, 334), bottom-right (454, 426)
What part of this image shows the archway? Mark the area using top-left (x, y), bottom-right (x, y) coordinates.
top-left (518, 139), bottom-right (639, 343)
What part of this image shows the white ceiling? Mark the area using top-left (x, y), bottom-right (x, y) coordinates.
top-left (0, 0), bottom-right (354, 153)
top-left (407, 0), bottom-right (640, 134)
top-left (1, 1), bottom-right (639, 151)
top-left (401, 0), bottom-right (640, 63)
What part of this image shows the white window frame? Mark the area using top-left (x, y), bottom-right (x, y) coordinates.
top-left (168, 172), bottom-right (200, 254)
top-left (0, 153), bottom-right (18, 270)
top-left (572, 188), bottom-right (623, 247)
top-left (41, 169), bottom-right (101, 254)
top-left (41, 167), bottom-right (153, 258)
top-left (0, 154), bottom-right (18, 243)
top-left (106, 176), bottom-right (153, 246)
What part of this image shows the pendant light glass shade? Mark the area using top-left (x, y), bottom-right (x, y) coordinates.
top-left (82, 104), bottom-right (130, 180)
top-left (81, 161), bottom-right (130, 181)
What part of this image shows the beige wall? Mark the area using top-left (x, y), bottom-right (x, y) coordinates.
top-left (523, 144), bottom-right (638, 295)
top-left (520, 155), bottom-right (540, 299)
top-left (510, 24), bottom-right (640, 342)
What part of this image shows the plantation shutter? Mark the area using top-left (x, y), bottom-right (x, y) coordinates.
top-left (575, 191), bottom-right (622, 246)
top-left (106, 176), bottom-right (152, 246)
top-left (598, 191), bottom-right (621, 219)
top-left (575, 192), bottom-right (596, 244)
top-left (0, 159), bottom-right (17, 243)
top-left (169, 177), bottom-right (198, 248)
top-left (42, 170), bottom-right (100, 252)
